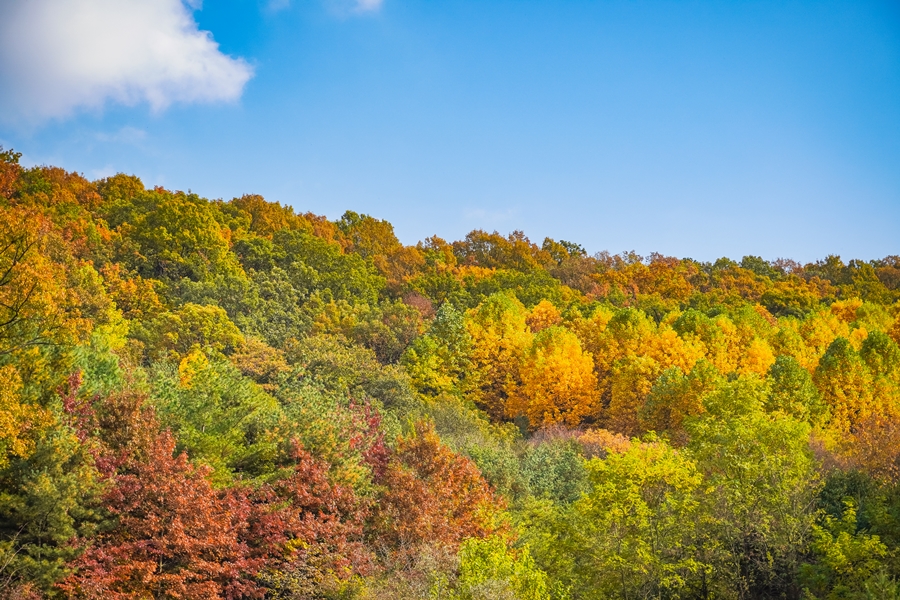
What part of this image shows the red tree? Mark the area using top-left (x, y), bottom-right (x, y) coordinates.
top-left (61, 431), bottom-right (261, 599)
top-left (243, 442), bottom-right (372, 595)
top-left (370, 421), bottom-right (503, 556)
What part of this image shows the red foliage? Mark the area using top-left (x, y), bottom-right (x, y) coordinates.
top-left (62, 389), bottom-right (375, 598)
top-left (351, 401), bottom-right (390, 480)
top-left (61, 431), bottom-right (262, 600)
top-left (370, 421), bottom-right (503, 556)
top-left (243, 442), bottom-right (372, 579)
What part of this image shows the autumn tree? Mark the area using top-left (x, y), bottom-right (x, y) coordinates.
top-left (62, 430), bottom-right (260, 599)
top-left (0, 207), bottom-right (93, 367)
top-left (465, 294), bottom-right (531, 418)
top-left (370, 422), bottom-right (502, 557)
top-left (814, 337), bottom-right (875, 434)
top-left (507, 326), bottom-right (598, 429)
top-left (248, 443), bottom-right (372, 597)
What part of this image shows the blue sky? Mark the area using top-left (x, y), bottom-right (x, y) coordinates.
top-left (1, 0), bottom-right (898, 263)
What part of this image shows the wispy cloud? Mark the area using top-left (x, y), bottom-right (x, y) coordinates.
top-left (324, 0), bottom-right (384, 17)
top-left (0, 0), bottom-right (254, 126)
top-left (353, 0), bottom-right (384, 12)
top-left (463, 207), bottom-right (519, 226)
top-left (266, 0), bottom-right (291, 13)
top-left (270, 0), bottom-right (382, 16)
top-left (96, 126), bottom-right (148, 145)
top-left (88, 164), bottom-right (119, 180)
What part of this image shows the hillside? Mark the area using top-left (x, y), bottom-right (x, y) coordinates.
top-left (1, 147), bottom-right (900, 599)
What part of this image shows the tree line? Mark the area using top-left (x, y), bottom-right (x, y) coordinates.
top-left (1, 146), bottom-right (900, 598)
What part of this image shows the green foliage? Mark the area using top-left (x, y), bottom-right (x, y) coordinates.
top-left (452, 537), bottom-right (562, 600)
top-left (130, 302), bottom-right (245, 363)
top-left (640, 359), bottom-right (721, 440)
top-left (0, 421), bottom-right (101, 594)
top-left (112, 188), bottom-right (244, 291)
top-left (465, 269), bottom-right (568, 309)
top-left (688, 377), bottom-right (820, 597)
top-left (767, 354), bottom-right (828, 423)
top-left (271, 228), bottom-right (385, 305)
top-left (800, 502), bottom-right (889, 599)
top-left (565, 439), bottom-right (708, 599)
top-left (519, 439), bottom-right (587, 504)
top-left (403, 303), bottom-right (473, 397)
top-left (860, 330), bottom-right (900, 381)
top-left (286, 334), bottom-right (418, 412)
top-left (149, 353), bottom-right (283, 483)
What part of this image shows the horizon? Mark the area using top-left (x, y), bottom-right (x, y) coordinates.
top-left (1, 0), bottom-right (898, 263)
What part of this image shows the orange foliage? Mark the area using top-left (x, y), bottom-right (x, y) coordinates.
top-left (62, 430), bottom-right (263, 599)
top-left (371, 422), bottom-right (502, 554)
top-left (606, 356), bottom-right (661, 436)
top-left (507, 326), bottom-right (599, 428)
top-left (577, 428), bottom-right (633, 457)
top-left (100, 263), bottom-right (163, 320)
top-left (526, 300), bottom-right (562, 333)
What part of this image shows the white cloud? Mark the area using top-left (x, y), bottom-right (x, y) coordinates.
top-left (324, 0), bottom-right (384, 17)
top-left (353, 0), bottom-right (383, 12)
top-left (266, 0), bottom-right (292, 12)
top-left (96, 126), bottom-right (147, 145)
top-left (0, 0), bottom-right (254, 125)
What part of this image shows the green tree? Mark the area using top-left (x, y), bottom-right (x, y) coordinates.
top-left (564, 439), bottom-right (709, 599)
top-left (0, 420), bottom-right (101, 594)
top-left (767, 355), bottom-right (828, 424)
top-left (149, 351), bottom-right (283, 484)
top-left (452, 536), bottom-right (563, 600)
top-left (800, 502), bottom-right (889, 599)
top-left (402, 303), bottom-right (473, 397)
top-left (687, 377), bottom-right (820, 598)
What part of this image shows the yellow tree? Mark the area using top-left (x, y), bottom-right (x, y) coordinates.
top-left (771, 322), bottom-right (818, 371)
top-left (645, 322), bottom-right (705, 373)
top-left (507, 326), bottom-right (598, 428)
top-left (465, 293), bottom-right (532, 418)
top-left (814, 337), bottom-right (874, 434)
top-left (570, 305), bottom-right (614, 369)
top-left (606, 355), bottom-right (661, 436)
top-left (0, 365), bottom-right (50, 468)
top-left (738, 337), bottom-right (776, 376)
top-left (890, 314), bottom-right (900, 345)
top-left (830, 297), bottom-right (864, 324)
top-left (672, 310), bottom-right (740, 374)
top-left (577, 308), bottom-right (657, 404)
top-left (526, 300), bottom-right (562, 333)
top-left (0, 206), bottom-right (99, 394)
top-left (800, 309), bottom-right (849, 366)
top-left (0, 208), bottom-right (88, 358)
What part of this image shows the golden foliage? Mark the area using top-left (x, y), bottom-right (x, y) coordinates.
top-left (526, 300), bottom-right (562, 333)
top-left (465, 294), bottom-right (531, 418)
top-left (0, 366), bottom-right (50, 468)
top-left (507, 326), bottom-right (599, 428)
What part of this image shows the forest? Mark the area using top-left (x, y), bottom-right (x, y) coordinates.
top-left (0, 146), bottom-right (899, 599)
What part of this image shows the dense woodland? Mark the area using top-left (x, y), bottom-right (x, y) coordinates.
top-left (1, 146), bottom-right (900, 599)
